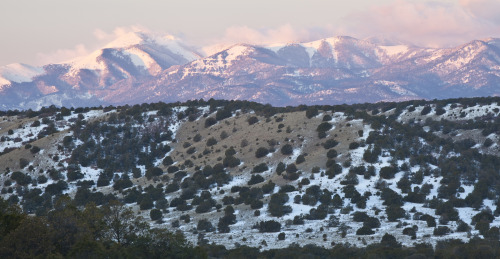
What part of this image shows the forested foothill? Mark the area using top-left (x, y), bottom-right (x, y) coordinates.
top-left (2, 97), bottom-right (500, 256)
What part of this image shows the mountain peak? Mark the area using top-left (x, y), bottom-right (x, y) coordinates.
top-left (0, 63), bottom-right (43, 86)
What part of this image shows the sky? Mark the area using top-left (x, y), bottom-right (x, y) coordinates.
top-left (0, 0), bottom-right (499, 66)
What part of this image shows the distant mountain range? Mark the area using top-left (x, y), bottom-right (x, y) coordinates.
top-left (1, 32), bottom-right (500, 109)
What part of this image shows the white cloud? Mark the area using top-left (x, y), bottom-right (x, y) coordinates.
top-left (93, 25), bottom-right (151, 42)
top-left (35, 44), bottom-right (89, 65)
top-left (460, 0), bottom-right (500, 24)
top-left (34, 25), bottom-right (152, 65)
top-left (342, 0), bottom-right (500, 47)
top-left (201, 24), bottom-right (339, 56)
top-left (30, 2), bottom-right (500, 65)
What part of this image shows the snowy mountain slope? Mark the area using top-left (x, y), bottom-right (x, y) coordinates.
top-left (0, 63), bottom-right (44, 88)
top-left (0, 32), bottom-right (200, 110)
top-left (1, 34), bottom-right (500, 109)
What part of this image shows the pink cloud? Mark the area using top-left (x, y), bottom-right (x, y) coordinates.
top-left (93, 25), bottom-right (151, 42)
top-left (35, 44), bottom-right (89, 65)
top-left (343, 0), bottom-right (500, 47)
top-left (460, 0), bottom-right (500, 24)
top-left (33, 25), bottom-right (153, 65)
top-left (202, 24), bottom-right (338, 55)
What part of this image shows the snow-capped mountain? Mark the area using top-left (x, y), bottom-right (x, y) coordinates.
top-left (0, 63), bottom-right (44, 89)
top-left (0, 31), bottom-right (200, 110)
top-left (1, 34), bottom-right (500, 109)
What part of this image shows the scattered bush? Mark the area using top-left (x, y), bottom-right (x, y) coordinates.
top-left (248, 175), bottom-right (265, 185)
top-left (204, 117), bottom-right (217, 128)
top-left (326, 149), bottom-right (338, 158)
top-left (255, 220), bottom-right (281, 233)
top-left (356, 226), bottom-right (375, 235)
top-left (316, 122), bottom-right (333, 133)
top-left (206, 137), bottom-right (218, 146)
top-left (348, 142), bottom-right (360, 150)
top-left (248, 116), bottom-right (259, 125)
top-left (255, 147), bottom-right (269, 158)
top-left (150, 209), bottom-right (163, 221)
top-left (253, 163), bottom-right (269, 173)
top-left (295, 155), bottom-right (305, 164)
top-left (280, 144), bottom-right (293, 155)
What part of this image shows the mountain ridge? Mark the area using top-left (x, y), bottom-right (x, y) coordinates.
top-left (1, 33), bottom-right (500, 109)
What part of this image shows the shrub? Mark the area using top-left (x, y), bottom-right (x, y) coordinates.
top-left (250, 200), bottom-right (263, 209)
top-left (140, 196), bottom-right (154, 210)
top-left (255, 147), bottom-right (269, 158)
top-left (197, 219), bottom-right (215, 232)
top-left (45, 181), bottom-right (68, 196)
top-left (305, 107), bottom-right (319, 119)
top-left (276, 162), bottom-right (286, 175)
top-left (204, 117), bottom-right (217, 128)
top-left (253, 163), bottom-right (269, 173)
top-left (285, 163), bottom-right (298, 174)
top-left (435, 107), bottom-right (446, 115)
top-left (356, 226), bottom-right (375, 235)
top-left (11, 171), bottom-right (31, 185)
top-left (247, 116), bottom-right (259, 125)
top-left (37, 175), bottom-right (48, 184)
top-left (484, 138), bottom-right (494, 148)
top-left (150, 209), bottom-right (163, 221)
top-left (457, 220), bottom-right (471, 232)
top-left (280, 144), bottom-right (293, 155)
top-left (193, 133), bottom-right (202, 142)
top-left (67, 171), bottom-right (84, 182)
top-left (186, 147), bottom-right (196, 155)
top-left (256, 220), bottom-right (281, 233)
top-left (421, 106), bottom-right (432, 115)
top-left (386, 205), bottom-right (405, 221)
top-left (248, 175), bottom-right (265, 185)
top-left (433, 226), bottom-right (450, 236)
top-left (167, 166), bottom-right (179, 174)
top-left (206, 137), bottom-right (218, 146)
top-left (348, 142), bottom-right (360, 150)
top-left (262, 181), bottom-right (276, 194)
top-left (316, 122), bottom-right (332, 132)
top-left (421, 214), bottom-right (436, 227)
top-left (223, 156), bottom-right (240, 168)
top-left (162, 156), bottom-right (173, 166)
top-left (19, 158), bottom-right (29, 169)
top-left (225, 147), bottom-right (237, 157)
top-left (278, 232), bottom-right (286, 240)
top-left (195, 200), bottom-right (213, 213)
top-left (215, 108), bottom-right (232, 121)
top-left (30, 146), bottom-right (41, 154)
top-left (145, 167), bottom-right (164, 180)
top-left (327, 149), bottom-right (338, 158)
top-left (380, 166), bottom-right (397, 179)
top-left (295, 155), bottom-right (305, 164)
top-left (352, 212), bottom-right (369, 222)
top-left (363, 217), bottom-right (381, 229)
top-left (268, 193), bottom-right (292, 217)
top-left (402, 227), bottom-right (416, 238)
top-left (325, 163), bottom-right (342, 179)
top-left (381, 233), bottom-right (401, 248)
top-left (323, 139), bottom-right (339, 149)
top-left (220, 131), bottom-right (229, 140)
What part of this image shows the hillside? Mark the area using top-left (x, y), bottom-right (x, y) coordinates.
top-left (1, 97), bottom-right (500, 252)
